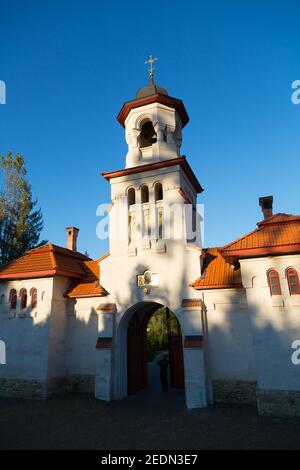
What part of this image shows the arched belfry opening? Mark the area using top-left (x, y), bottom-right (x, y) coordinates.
top-left (138, 120), bottom-right (157, 148)
top-left (154, 182), bottom-right (163, 201)
top-left (141, 185), bottom-right (149, 203)
top-left (120, 301), bottom-right (184, 397)
top-left (127, 187), bottom-right (136, 206)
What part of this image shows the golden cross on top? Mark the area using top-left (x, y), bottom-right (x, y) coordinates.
top-left (145, 55), bottom-right (158, 79)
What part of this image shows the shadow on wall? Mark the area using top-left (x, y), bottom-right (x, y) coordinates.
top-left (202, 218), bottom-right (300, 416)
top-left (0, 303), bottom-right (102, 398)
top-left (1, 221), bottom-right (299, 415)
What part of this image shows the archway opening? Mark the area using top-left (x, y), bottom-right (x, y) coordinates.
top-left (138, 120), bottom-right (157, 148)
top-left (127, 304), bottom-right (184, 396)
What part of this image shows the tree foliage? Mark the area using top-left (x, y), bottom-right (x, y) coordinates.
top-left (0, 152), bottom-right (47, 265)
top-left (146, 307), bottom-right (181, 361)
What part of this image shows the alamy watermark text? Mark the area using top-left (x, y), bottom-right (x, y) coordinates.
top-left (0, 80), bottom-right (6, 104)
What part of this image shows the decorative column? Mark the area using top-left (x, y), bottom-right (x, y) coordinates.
top-left (125, 128), bottom-right (141, 167)
top-left (154, 122), bottom-right (165, 142)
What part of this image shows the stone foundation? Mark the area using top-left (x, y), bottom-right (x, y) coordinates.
top-left (213, 379), bottom-right (257, 406)
top-left (0, 375), bottom-right (94, 400)
top-left (48, 374), bottom-right (94, 396)
top-left (257, 389), bottom-right (300, 418)
top-left (0, 378), bottom-right (47, 400)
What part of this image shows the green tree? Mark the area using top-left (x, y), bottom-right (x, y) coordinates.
top-left (0, 152), bottom-right (47, 265)
top-left (146, 307), bottom-right (181, 361)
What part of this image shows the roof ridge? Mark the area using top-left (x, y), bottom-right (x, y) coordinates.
top-left (26, 243), bottom-right (52, 254)
top-left (96, 252), bottom-right (110, 263)
top-left (27, 243), bottom-right (90, 260)
top-left (257, 212), bottom-right (300, 227)
top-left (49, 244), bottom-right (91, 259)
top-left (204, 246), bottom-right (224, 252)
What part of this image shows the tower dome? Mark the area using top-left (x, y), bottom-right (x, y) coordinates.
top-left (135, 77), bottom-right (169, 99)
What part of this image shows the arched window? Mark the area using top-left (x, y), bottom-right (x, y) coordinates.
top-left (0, 294), bottom-right (4, 304)
top-left (267, 270), bottom-right (282, 295)
top-left (154, 182), bottom-right (163, 201)
top-left (138, 120), bottom-right (157, 148)
top-left (128, 188), bottom-right (136, 206)
top-left (20, 289), bottom-right (27, 309)
top-left (286, 268), bottom-right (300, 295)
top-left (31, 288), bottom-right (38, 308)
top-left (9, 289), bottom-right (17, 310)
top-left (41, 291), bottom-right (46, 301)
top-left (141, 185), bottom-right (149, 203)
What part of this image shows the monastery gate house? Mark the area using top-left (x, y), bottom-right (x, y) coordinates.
top-left (0, 72), bottom-right (300, 418)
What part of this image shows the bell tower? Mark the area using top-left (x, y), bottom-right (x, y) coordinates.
top-left (117, 58), bottom-right (189, 168)
top-left (97, 60), bottom-right (208, 410)
top-left (102, 57), bottom-right (203, 259)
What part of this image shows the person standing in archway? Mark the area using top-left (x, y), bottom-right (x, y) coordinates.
top-left (157, 354), bottom-right (170, 392)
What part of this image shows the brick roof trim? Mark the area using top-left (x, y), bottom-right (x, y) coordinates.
top-left (221, 213), bottom-right (300, 259)
top-left (102, 156), bottom-right (204, 194)
top-left (117, 92), bottom-right (189, 128)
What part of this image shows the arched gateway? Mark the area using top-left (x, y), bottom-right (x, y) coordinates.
top-left (95, 297), bottom-right (208, 409)
top-left (117, 301), bottom-right (184, 396)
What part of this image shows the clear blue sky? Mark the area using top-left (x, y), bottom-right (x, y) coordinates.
top-left (1, 0), bottom-right (300, 258)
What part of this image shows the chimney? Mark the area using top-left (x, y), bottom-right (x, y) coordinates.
top-left (259, 196), bottom-right (273, 220)
top-left (66, 227), bottom-right (79, 251)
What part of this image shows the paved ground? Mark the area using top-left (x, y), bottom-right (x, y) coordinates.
top-left (1, 366), bottom-right (300, 450)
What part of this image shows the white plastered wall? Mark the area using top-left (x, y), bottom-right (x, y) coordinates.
top-left (240, 254), bottom-right (300, 392)
top-left (0, 278), bottom-right (54, 385)
top-left (200, 287), bottom-right (256, 382)
top-left (65, 296), bottom-right (100, 377)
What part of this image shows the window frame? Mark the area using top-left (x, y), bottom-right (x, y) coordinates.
top-left (20, 288), bottom-right (28, 310)
top-left (141, 185), bottom-right (149, 204)
top-left (154, 182), bottom-right (163, 202)
top-left (286, 268), bottom-right (300, 295)
top-left (127, 187), bottom-right (136, 206)
top-left (267, 269), bottom-right (282, 296)
top-left (9, 289), bottom-right (17, 310)
top-left (31, 288), bottom-right (38, 308)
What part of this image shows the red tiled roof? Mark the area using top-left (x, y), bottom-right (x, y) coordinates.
top-left (221, 213), bottom-right (300, 259)
top-left (65, 255), bottom-right (109, 298)
top-left (191, 248), bottom-right (242, 290)
top-left (0, 244), bottom-right (90, 280)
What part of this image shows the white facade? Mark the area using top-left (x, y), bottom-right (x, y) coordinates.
top-left (240, 254), bottom-right (300, 416)
top-left (0, 81), bottom-right (299, 417)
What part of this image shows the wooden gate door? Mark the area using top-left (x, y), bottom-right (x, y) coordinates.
top-left (168, 335), bottom-right (184, 387)
top-left (127, 313), bottom-right (147, 395)
top-left (167, 309), bottom-right (184, 388)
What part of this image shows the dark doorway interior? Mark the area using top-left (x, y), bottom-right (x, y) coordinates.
top-left (127, 306), bottom-right (184, 395)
